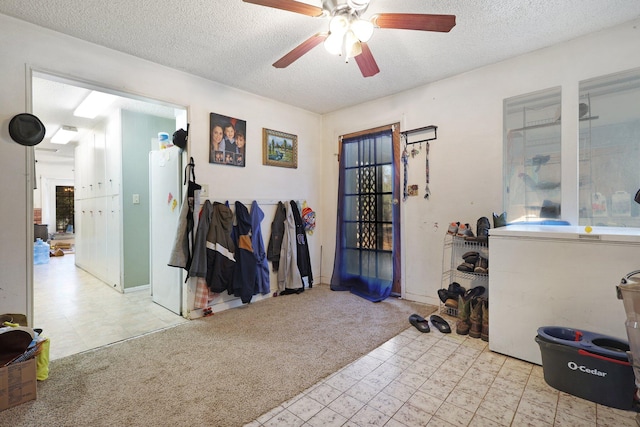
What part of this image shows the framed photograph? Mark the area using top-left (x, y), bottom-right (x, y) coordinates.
top-left (209, 112), bottom-right (246, 167)
top-left (262, 128), bottom-right (297, 168)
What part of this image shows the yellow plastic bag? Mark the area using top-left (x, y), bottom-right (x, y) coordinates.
top-left (36, 338), bottom-right (50, 381)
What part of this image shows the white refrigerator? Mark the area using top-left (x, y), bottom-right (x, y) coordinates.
top-left (149, 146), bottom-right (183, 315)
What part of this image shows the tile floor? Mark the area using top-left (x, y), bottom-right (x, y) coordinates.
top-left (248, 319), bottom-right (639, 427)
top-left (33, 253), bottom-right (187, 360)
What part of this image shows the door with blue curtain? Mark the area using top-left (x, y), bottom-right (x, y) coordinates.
top-left (331, 123), bottom-right (401, 301)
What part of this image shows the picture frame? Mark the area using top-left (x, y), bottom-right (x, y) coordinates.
top-left (209, 112), bottom-right (246, 167)
top-left (262, 128), bottom-right (297, 168)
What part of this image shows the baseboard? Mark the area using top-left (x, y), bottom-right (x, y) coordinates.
top-left (187, 291), bottom-right (273, 319)
top-left (124, 284), bottom-right (150, 294)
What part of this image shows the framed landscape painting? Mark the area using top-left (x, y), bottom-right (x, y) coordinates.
top-left (262, 128), bottom-right (297, 168)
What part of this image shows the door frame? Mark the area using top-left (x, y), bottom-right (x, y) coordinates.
top-left (339, 122), bottom-right (402, 295)
top-left (28, 68), bottom-right (189, 323)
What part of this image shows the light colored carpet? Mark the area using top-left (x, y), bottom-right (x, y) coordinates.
top-left (2, 284), bottom-right (436, 427)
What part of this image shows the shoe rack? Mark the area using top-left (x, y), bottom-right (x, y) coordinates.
top-left (440, 234), bottom-right (489, 316)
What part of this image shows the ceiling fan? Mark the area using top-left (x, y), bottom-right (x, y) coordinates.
top-left (243, 0), bottom-right (456, 77)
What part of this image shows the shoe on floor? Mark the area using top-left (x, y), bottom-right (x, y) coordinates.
top-left (409, 314), bottom-right (430, 333)
top-left (430, 314), bottom-right (451, 333)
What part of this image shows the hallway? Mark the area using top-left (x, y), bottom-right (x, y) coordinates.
top-left (33, 253), bottom-right (187, 360)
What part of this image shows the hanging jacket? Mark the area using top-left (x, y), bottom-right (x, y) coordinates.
top-left (168, 162), bottom-right (200, 272)
top-left (188, 200), bottom-right (212, 279)
top-left (277, 201), bottom-right (303, 293)
top-left (251, 201), bottom-right (270, 296)
top-left (267, 201), bottom-right (286, 272)
top-left (232, 201), bottom-right (256, 303)
top-left (167, 196), bottom-right (192, 270)
top-left (205, 202), bottom-right (236, 293)
top-left (291, 199), bottom-right (313, 288)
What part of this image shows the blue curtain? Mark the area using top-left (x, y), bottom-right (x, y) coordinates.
top-left (330, 130), bottom-right (395, 302)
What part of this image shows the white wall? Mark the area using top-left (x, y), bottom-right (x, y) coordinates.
top-left (0, 14), bottom-right (323, 318)
top-left (320, 18), bottom-right (640, 305)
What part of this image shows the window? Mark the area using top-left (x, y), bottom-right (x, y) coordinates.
top-left (579, 68), bottom-right (640, 227)
top-left (55, 185), bottom-right (74, 233)
top-left (503, 87), bottom-right (562, 223)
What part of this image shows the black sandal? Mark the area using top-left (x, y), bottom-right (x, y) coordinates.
top-left (430, 314), bottom-right (451, 333)
top-left (409, 314), bottom-right (430, 333)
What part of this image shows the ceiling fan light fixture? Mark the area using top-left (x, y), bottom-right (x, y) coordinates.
top-left (346, 0), bottom-right (370, 12)
top-left (344, 31), bottom-right (362, 61)
top-left (351, 18), bottom-right (374, 42)
top-left (324, 32), bottom-right (343, 55)
top-left (329, 14), bottom-right (349, 34)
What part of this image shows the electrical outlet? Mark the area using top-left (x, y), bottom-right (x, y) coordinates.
top-left (132, 194), bottom-right (140, 204)
top-left (200, 184), bottom-right (209, 198)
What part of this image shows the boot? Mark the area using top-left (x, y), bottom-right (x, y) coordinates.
top-left (476, 217), bottom-right (491, 238)
top-left (456, 294), bottom-right (471, 335)
top-left (469, 297), bottom-right (483, 338)
top-left (481, 298), bottom-right (489, 342)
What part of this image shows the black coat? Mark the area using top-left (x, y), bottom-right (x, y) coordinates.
top-left (290, 200), bottom-right (313, 287)
top-left (232, 201), bottom-right (256, 304)
top-left (267, 201), bottom-right (286, 272)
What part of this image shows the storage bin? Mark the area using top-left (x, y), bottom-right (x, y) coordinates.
top-left (535, 326), bottom-right (635, 409)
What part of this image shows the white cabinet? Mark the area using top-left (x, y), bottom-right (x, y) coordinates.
top-left (93, 129), bottom-right (106, 197)
top-left (105, 194), bottom-right (122, 291)
top-left (105, 110), bottom-right (122, 196)
top-left (74, 199), bottom-right (86, 266)
top-left (92, 197), bottom-right (107, 281)
top-left (489, 225), bottom-right (640, 364)
top-left (74, 139), bottom-right (91, 199)
top-left (74, 118), bottom-right (123, 291)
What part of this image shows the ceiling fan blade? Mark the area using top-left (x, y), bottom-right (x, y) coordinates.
top-left (242, 0), bottom-right (323, 17)
top-left (372, 13), bottom-right (456, 32)
top-left (355, 43), bottom-right (380, 78)
top-left (273, 33), bottom-right (328, 68)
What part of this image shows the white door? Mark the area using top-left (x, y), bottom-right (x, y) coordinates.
top-left (149, 147), bottom-right (183, 314)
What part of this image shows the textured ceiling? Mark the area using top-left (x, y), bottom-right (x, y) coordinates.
top-left (2, 0), bottom-right (640, 115)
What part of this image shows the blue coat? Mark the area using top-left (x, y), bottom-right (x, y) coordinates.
top-left (251, 201), bottom-right (270, 296)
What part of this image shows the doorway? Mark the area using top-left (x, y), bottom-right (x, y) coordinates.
top-left (31, 72), bottom-right (188, 359)
top-left (331, 123), bottom-right (402, 301)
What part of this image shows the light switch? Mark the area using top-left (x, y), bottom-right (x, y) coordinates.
top-left (133, 194), bottom-right (140, 204)
top-left (200, 184), bottom-right (209, 198)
